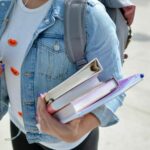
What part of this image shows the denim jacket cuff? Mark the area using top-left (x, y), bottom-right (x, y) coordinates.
top-left (91, 105), bottom-right (119, 127)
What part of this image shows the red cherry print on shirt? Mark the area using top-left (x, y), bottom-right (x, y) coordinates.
top-left (18, 112), bottom-right (23, 117)
top-left (8, 38), bottom-right (18, 47)
top-left (10, 67), bottom-right (20, 76)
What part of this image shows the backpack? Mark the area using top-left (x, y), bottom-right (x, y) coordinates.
top-left (64, 0), bottom-right (136, 68)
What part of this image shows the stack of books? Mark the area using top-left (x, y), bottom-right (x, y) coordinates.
top-left (45, 58), bottom-right (144, 123)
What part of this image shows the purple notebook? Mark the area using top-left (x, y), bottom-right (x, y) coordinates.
top-left (56, 73), bottom-right (144, 123)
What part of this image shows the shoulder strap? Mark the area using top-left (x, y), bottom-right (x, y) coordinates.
top-left (64, 0), bottom-right (87, 68)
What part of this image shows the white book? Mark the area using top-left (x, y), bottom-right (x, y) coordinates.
top-left (47, 76), bottom-right (102, 114)
top-left (53, 78), bottom-right (118, 120)
top-left (45, 58), bottom-right (103, 103)
top-left (53, 74), bottom-right (144, 123)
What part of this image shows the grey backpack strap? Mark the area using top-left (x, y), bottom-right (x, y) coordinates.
top-left (100, 0), bottom-right (135, 63)
top-left (106, 8), bottom-right (129, 64)
top-left (64, 0), bottom-right (87, 68)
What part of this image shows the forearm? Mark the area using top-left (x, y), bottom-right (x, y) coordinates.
top-left (37, 94), bottom-right (100, 143)
top-left (77, 113), bottom-right (100, 137)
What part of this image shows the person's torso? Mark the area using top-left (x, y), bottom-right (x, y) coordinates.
top-left (0, 0), bottom-right (53, 131)
top-left (0, 0), bottom-right (133, 146)
top-left (0, 0), bottom-right (85, 147)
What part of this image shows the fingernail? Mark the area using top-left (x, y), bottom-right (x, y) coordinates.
top-left (37, 93), bottom-right (44, 97)
top-left (40, 93), bottom-right (45, 98)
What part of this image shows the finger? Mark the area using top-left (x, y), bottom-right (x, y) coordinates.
top-left (36, 94), bottom-right (63, 136)
top-left (37, 94), bottom-right (57, 124)
top-left (38, 94), bottom-right (58, 118)
top-left (37, 95), bottom-right (43, 116)
top-left (37, 94), bottom-right (69, 131)
top-left (37, 97), bottom-right (51, 133)
top-left (37, 94), bottom-right (49, 122)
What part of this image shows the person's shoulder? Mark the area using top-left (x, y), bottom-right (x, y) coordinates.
top-left (87, 0), bottom-right (103, 6)
top-left (86, 0), bottom-right (114, 26)
top-left (85, 0), bottom-right (117, 44)
top-left (87, 0), bottom-right (105, 11)
top-left (86, 0), bottom-right (109, 20)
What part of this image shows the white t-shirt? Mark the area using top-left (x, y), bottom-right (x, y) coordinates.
top-left (0, 0), bottom-right (53, 130)
top-left (0, 0), bottom-right (89, 149)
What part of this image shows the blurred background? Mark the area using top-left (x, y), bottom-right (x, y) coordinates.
top-left (100, 0), bottom-right (150, 149)
top-left (0, 0), bottom-right (150, 150)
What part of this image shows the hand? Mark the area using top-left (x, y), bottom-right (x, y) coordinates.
top-left (37, 94), bottom-right (100, 142)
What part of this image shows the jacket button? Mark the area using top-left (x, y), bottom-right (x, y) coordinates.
top-left (44, 19), bottom-right (50, 24)
top-left (8, 38), bottom-right (18, 47)
top-left (24, 72), bottom-right (32, 77)
top-left (53, 42), bottom-right (60, 51)
top-left (1, 2), bottom-right (5, 6)
top-left (54, 44), bottom-right (60, 51)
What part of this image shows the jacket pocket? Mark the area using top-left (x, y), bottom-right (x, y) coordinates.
top-left (36, 35), bottom-right (76, 82)
top-left (38, 34), bottom-right (64, 54)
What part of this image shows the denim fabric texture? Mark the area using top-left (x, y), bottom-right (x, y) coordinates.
top-left (0, 0), bottom-right (125, 144)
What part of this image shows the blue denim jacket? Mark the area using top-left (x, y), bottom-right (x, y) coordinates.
top-left (0, 0), bottom-right (125, 144)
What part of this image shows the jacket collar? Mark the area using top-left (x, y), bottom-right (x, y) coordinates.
top-left (51, 0), bottom-right (64, 20)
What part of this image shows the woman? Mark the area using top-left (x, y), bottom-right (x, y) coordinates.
top-left (0, 0), bottom-right (127, 149)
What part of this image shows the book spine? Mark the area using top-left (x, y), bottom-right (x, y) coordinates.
top-left (46, 76), bottom-right (101, 114)
top-left (45, 59), bottom-right (102, 103)
top-left (71, 79), bottom-right (117, 111)
top-left (54, 79), bottom-right (118, 120)
top-left (55, 73), bottom-right (144, 123)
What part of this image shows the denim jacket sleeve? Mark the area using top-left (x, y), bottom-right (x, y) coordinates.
top-left (85, 2), bottom-right (126, 127)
